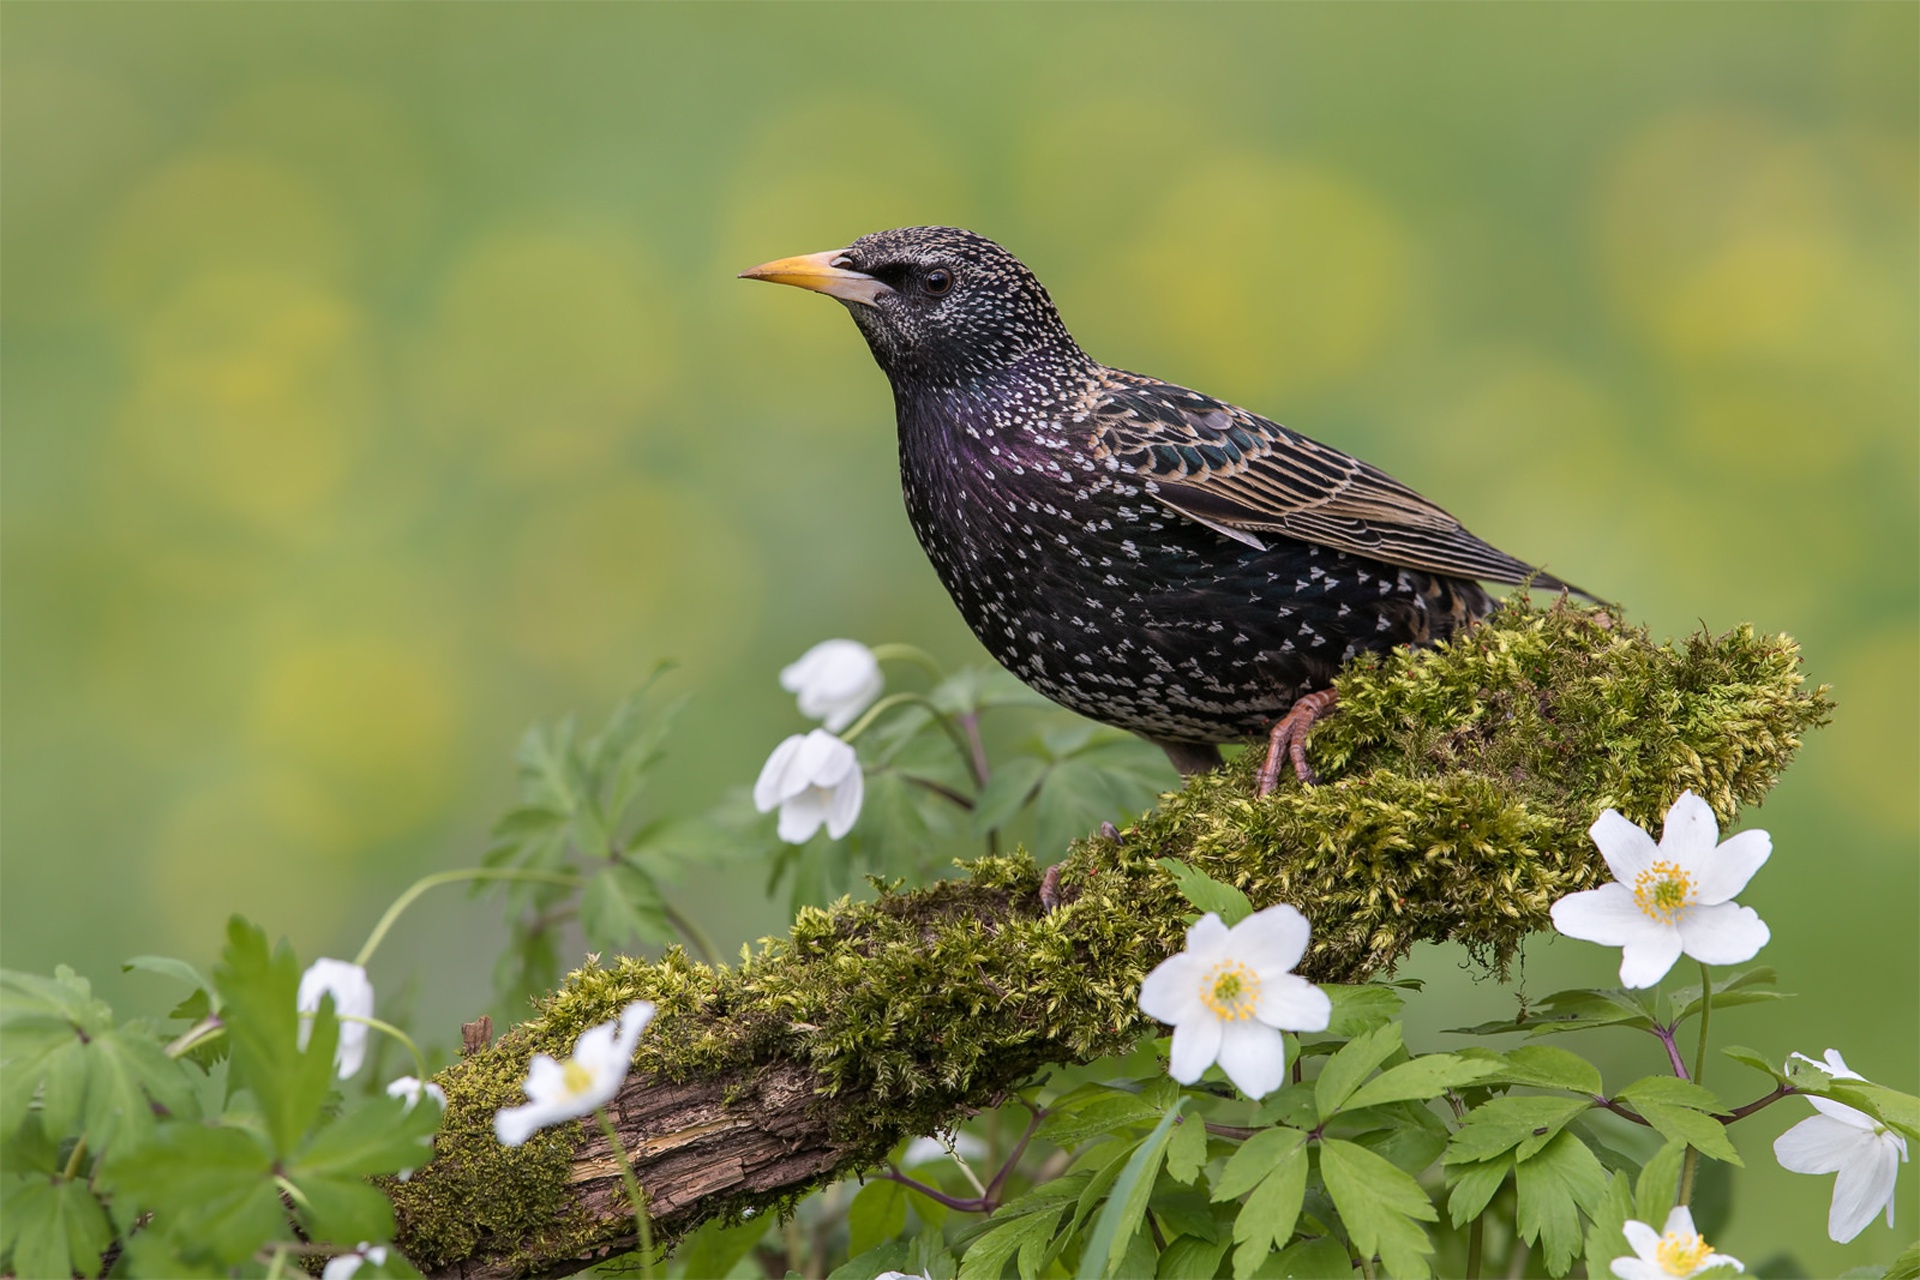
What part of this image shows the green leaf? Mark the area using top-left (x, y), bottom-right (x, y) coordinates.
top-left (122, 955), bottom-right (221, 1012)
top-left (1720, 1044), bottom-right (1785, 1081)
top-left (1446, 1095), bottom-right (1591, 1165)
top-left (1037, 1088), bottom-right (1163, 1150)
top-left (1319, 1137), bottom-right (1437, 1278)
top-left (111, 1122), bottom-right (283, 1265)
top-left (1634, 1140), bottom-right (1687, 1224)
top-left (1460, 1044), bottom-right (1603, 1095)
top-left (1157, 1234), bottom-right (1230, 1280)
top-left (78, 1022), bottom-right (197, 1160)
top-left (1155, 860), bottom-right (1254, 926)
top-left (580, 861), bottom-right (673, 953)
top-left (850, 1179), bottom-right (910, 1257)
top-left (1165, 1111), bottom-right (1209, 1185)
top-left (290, 1172), bottom-right (396, 1248)
top-left (1669, 967), bottom-right (1782, 1025)
top-left (1631, 1101), bottom-right (1741, 1165)
top-left (1355, 1112), bottom-right (1450, 1177)
top-left (1447, 1155), bottom-right (1511, 1229)
top-left (1514, 1130), bottom-right (1610, 1278)
top-left (1212, 1128), bottom-right (1308, 1202)
top-left (674, 1213), bottom-right (773, 1280)
top-left (213, 917), bottom-right (339, 1159)
top-left (1883, 1238), bottom-right (1920, 1280)
top-left (290, 1093), bottom-right (442, 1182)
top-left (1582, 1170), bottom-right (1635, 1280)
top-left (1787, 1063), bottom-right (1920, 1143)
top-left (1340, 1054), bottom-right (1499, 1113)
top-left (0, 1174), bottom-right (112, 1280)
top-left (960, 1205), bottom-right (1064, 1280)
top-left (1229, 1135), bottom-right (1309, 1279)
top-left (1077, 1098), bottom-right (1185, 1280)
top-left (1447, 986), bottom-right (1654, 1037)
top-left (1314, 1022), bottom-right (1403, 1118)
top-left (1322, 983), bottom-right (1404, 1036)
top-left (1616, 1076), bottom-right (1730, 1115)
top-left (972, 757), bottom-right (1050, 837)
top-left (840, 1240), bottom-right (915, 1280)
top-left (1249, 1083), bottom-right (1317, 1130)
top-left (1262, 1235), bottom-right (1350, 1278)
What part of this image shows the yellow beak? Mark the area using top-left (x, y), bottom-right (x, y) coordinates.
top-left (738, 249), bottom-right (893, 307)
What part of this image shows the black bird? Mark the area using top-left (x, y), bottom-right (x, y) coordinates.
top-left (742, 227), bottom-right (1588, 795)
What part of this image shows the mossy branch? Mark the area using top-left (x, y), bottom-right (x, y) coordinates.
top-left (386, 602), bottom-right (1830, 1277)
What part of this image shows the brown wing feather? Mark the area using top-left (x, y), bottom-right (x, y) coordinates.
top-left (1084, 376), bottom-right (1587, 595)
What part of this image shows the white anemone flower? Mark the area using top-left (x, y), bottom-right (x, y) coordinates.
top-left (321, 1245), bottom-right (387, 1280)
top-left (494, 1001), bottom-right (655, 1147)
top-left (753, 729), bottom-right (864, 843)
top-left (1137, 904), bottom-right (1331, 1101)
top-left (1549, 791), bottom-right (1770, 988)
top-left (385, 1075), bottom-right (448, 1181)
top-left (1610, 1205), bottom-right (1742, 1279)
top-left (780, 639), bottom-right (884, 732)
top-left (297, 958), bottom-right (377, 1078)
top-left (1774, 1049), bottom-right (1910, 1242)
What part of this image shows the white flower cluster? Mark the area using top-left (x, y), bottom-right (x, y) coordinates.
top-left (754, 639), bottom-right (881, 843)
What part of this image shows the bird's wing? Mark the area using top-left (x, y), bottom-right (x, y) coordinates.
top-left (1085, 379), bottom-right (1584, 593)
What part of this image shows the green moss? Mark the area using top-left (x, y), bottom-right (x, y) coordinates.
top-left (390, 602), bottom-right (1830, 1275)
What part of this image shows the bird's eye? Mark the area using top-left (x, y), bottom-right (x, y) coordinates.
top-left (924, 268), bottom-right (953, 296)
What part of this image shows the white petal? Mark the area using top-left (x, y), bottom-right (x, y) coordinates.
top-left (1227, 904), bottom-right (1311, 977)
top-left (496, 1099), bottom-right (564, 1146)
top-left (572, 1018), bottom-right (622, 1077)
top-left (1676, 901), bottom-right (1769, 966)
top-left (753, 735), bottom-right (806, 811)
top-left (1166, 1016), bottom-right (1223, 1084)
top-left (1255, 973), bottom-right (1331, 1033)
top-left (1590, 809), bottom-right (1659, 882)
top-left (521, 1054), bottom-right (568, 1104)
top-left (791, 729), bottom-right (854, 787)
top-left (1828, 1135), bottom-right (1904, 1242)
top-left (1215, 1019), bottom-right (1288, 1100)
top-left (1692, 829), bottom-right (1770, 904)
top-left (1697, 1252), bottom-right (1744, 1274)
top-left (613, 1001), bottom-right (656, 1063)
top-left (320, 1255), bottom-right (365, 1280)
top-left (777, 791), bottom-right (829, 844)
top-left (1807, 1095), bottom-right (1877, 1127)
top-left (1138, 953), bottom-right (1205, 1025)
top-left (1660, 792), bottom-right (1721, 863)
top-left (1551, 884), bottom-right (1660, 946)
top-left (825, 766), bottom-right (863, 839)
top-left (1620, 1219), bottom-right (1662, 1261)
top-left (297, 959), bottom-right (376, 1078)
top-left (1610, 1259), bottom-right (1660, 1280)
top-left (1661, 1205), bottom-right (1698, 1238)
top-left (1618, 927), bottom-right (1685, 988)
top-left (1821, 1049), bottom-right (1861, 1079)
top-left (1184, 913), bottom-right (1230, 961)
top-left (1775, 1114), bottom-right (1866, 1174)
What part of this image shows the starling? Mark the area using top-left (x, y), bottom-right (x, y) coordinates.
top-left (742, 227), bottom-right (1589, 794)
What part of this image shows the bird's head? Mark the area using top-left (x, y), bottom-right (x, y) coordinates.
top-left (740, 226), bottom-right (1080, 389)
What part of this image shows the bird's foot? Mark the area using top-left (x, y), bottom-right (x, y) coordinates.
top-left (1256, 689), bottom-right (1340, 796)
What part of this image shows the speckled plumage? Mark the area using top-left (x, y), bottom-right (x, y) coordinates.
top-left (747, 227), bottom-right (1588, 761)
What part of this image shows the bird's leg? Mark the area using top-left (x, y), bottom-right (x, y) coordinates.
top-left (1152, 739), bottom-right (1224, 777)
top-left (1256, 689), bottom-right (1339, 796)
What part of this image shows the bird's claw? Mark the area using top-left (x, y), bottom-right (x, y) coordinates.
top-left (1256, 690), bottom-right (1339, 797)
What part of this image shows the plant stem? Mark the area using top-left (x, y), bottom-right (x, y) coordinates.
top-left (355, 868), bottom-right (585, 967)
top-left (869, 642), bottom-right (946, 682)
top-left (1723, 1083), bottom-right (1795, 1123)
top-left (59, 1134), bottom-right (87, 1181)
top-left (1652, 1024), bottom-right (1691, 1079)
top-left (1466, 1212), bottom-right (1484, 1280)
top-left (594, 1107), bottom-right (655, 1280)
top-left (662, 902), bottom-right (718, 967)
top-left (264, 1246), bottom-right (287, 1280)
top-left (334, 1012), bottom-right (430, 1080)
top-left (957, 711), bottom-right (991, 787)
top-left (1679, 961), bottom-right (1712, 1206)
top-left (895, 770), bottom-right (976, 810)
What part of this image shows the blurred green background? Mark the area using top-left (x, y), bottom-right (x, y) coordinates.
top-left (3, 3), bottom-right (1913, 1271)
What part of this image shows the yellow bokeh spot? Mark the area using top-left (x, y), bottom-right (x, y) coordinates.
top-left (148, 768), bottom-right (355, 955)
top-left (413, 227), bottom-right (677, 481)
top-left (504, 478), bottom-right (760, 681)
top-left (93, 152), bottom-right (353, 319)
top-left (1109, 155), bottom-right (1411, 400)
top-left (108, 269), bottom-right (370, 528)
top-left (250, 635), bottom-right (460, 841)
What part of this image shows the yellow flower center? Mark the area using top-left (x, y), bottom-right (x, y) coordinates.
top-left (1655, 1228), bottom-right (1713, 1275)
top-left (1632, 861), bottom-right (1696, 924)
top-left (561, 1059), bottom-right (594, 1097)
top-left (1198, 961), bottom-right (1261, 1021)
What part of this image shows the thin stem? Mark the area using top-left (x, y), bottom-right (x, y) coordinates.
top-left (1358, 1251), bottom-right (1377, 1280)
top-left (1204, 1122), bottom-right (1261, 1140)
top-left (840, 691), bottom-right (979, 780)
top-left (333, 1012), bottom-right (429, 1081)
top-left (662, 902), bottom-right (718, 967)
top-left (984, 1109), bottom-right (1045, 1204)
top-left (1594, 1097), bottom-right (1652, 1127)
top-left (594, 1107), bottom-right (655, 1280)
top-left (895, 771), bottom-right (976, 811)
top-left (879, 1166), bottom-right (991, 1213)
top-left (1652, 1024), bottom-right (1691, 1080)
top-left (165, 1014), bottom-right (226, 1059)
top-left (869, 642), bottom-right (947, 682)
top-left (264, 1246), bottom-right (287, 1280)
top-left (949, 1143), bottom-right (989, 1199)
top-left (1722, 1084), bottom-right (1795, 1123)
top-left (957, 711), bottom-right (991, 788)
top-left (1466, 1212), bottom-right (1484, 1280)
top-left (1679, 961), bottom-right (1713, 1207)
top-left (355, 868), bottom-right (585, 968)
